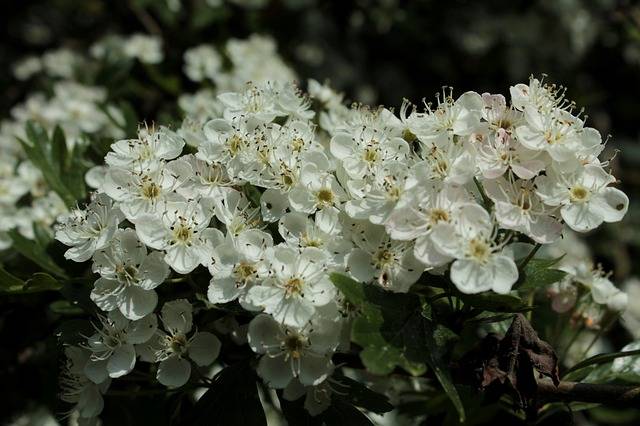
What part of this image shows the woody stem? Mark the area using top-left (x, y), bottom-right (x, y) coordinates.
top-left (537, 377), bottom-right (640, 406)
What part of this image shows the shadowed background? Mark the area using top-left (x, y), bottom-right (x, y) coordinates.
top-left (1, 1), bottom-right (639, 425)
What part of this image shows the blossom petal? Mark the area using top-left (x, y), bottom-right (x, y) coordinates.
top-left (157, 357), bottom-right (191, 388)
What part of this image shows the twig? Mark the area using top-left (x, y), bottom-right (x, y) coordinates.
top-left (128, 0), bottom-right (162, 36)
top-left (518, 243), bottom-right (541, 271)
top-left (537, 378), bottom-right (640, 406)
top-left (474, 177), bottom-right (492, 209)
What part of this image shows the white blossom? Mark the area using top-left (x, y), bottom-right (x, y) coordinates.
top-left (246, 246), bottom-right (336, 327)
top-left (91, 229), bottom-right (170, 320)
top-left (149, 300), bottom-right (221, 388)
top-left (55, 193), bottom-right (124, 262)
top-left (84, 311), bottom-right (157, 381)
top-left (535, 163), bottom-right (628, 232)
top-left (135, 198), bottom-right (214, 274)
top-left (430, 205), bottom-right (518, 294)
top-left (248, 313), bottom-right (338, 388)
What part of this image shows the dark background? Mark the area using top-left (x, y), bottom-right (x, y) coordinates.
top-left (1, 1), bottom-right (640, 424)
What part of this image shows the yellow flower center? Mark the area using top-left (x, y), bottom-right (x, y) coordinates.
top-left (233, 262), bottom-right (256, 282)
top-left (227, 134), bottom-right (244, 156)
top-left (284, 335), bottom-right (305, 359)
top-left (373, 249), bottom-right (394, 268)
top-left (173, 224), bottom-right (193, 244)
top-left (569, 185), bottom-right (589, 203)
top-left (284, 277), bottom-right (304, 297)
top-left (141, 181), bottom-right (161, 199)
top-left (429, 208), bottom-right (449, 224)
top-left (468, 238), bottom-right (490, 263)
top-left (316, 189), bottom-right (334, 206)
top-left (363, 147), bottom-right (379, 163)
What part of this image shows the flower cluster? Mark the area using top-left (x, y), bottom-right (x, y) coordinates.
top-left (0, 80), bottom-right (124, 250)
top-left (52, 75), bottom-right (629, 421)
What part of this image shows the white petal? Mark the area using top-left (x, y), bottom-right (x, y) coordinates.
top-left (329, 133), bottom-right (354, 159)
top-left (261, 188), bottom-right (290, 222)
top-left (161, 299), bottom-right (193, 334)
top-left (120, 287), bottom-right (157, 320)
top-left (84, 359), bottom-right (109, 384)
top-left (298, 356), bottom-right (333, 386)
top-left (449, 259), bottom-right (492, 294)
top-left (414, 235), bottom-right (452, 267)
top-left (188, 332), bottom-right (221, 366)
top-left (157, 357), bottom-right (191, 388)
top-left (138, 251), bottom-right (170, 289)
top-left (561, 203), bottom-right (603, 232)
top-left (107, 344), bottom-right (136, 378)
top-left (346, 249), bottom-right (376, 283)
top-left (591, 188), bottom-right (628, 223)
top-left (257, 353), bottom-right (294, 389)
top-left (247, 314), bottom-right (283, 354)
top-left (165, 245), bottom-right (201, 274)
top-left (127, 314), bottom-right (158, 344)
top-left (288, 187), bottom-right (317, 214)
top-left (489, 255), bottom-right (519, 294)
top-left (135, 215), bottom-right (169, 250)
top-left (90, 278), bottom-right (121, 312)
top-left (208, 276), bottom-right (244, 304)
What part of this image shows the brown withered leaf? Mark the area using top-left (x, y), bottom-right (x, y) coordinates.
top-left (458, 314), bottom-right (559, 417)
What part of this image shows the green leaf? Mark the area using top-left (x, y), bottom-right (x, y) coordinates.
top-left (564, 349), bottom-right (640, 376)
top-left (422, 323), bottom-right (465, 423)
top-left (24, 273), bottom-right (63, 292)
top-left (8, 229), bottom-right (68, 278)
top-left (0, 268), bottom-right (63, 294)
top-left (32, 222), bottom-right (53, 248)
top-left (243, 184), bottom-right (263, 208)
top-left (517, 257), bottom-right (566, 291)
top-left (331, 273), bottom-right (427, 375)
top-left (321, 400), bottom-right (374, 425)
top-left (63, 143), bottom-right (88, 201)
top-left (188, 361), bottom-right (266, 426)
top-left (0, 264), bottom-right (26, 293)
top-left (19, 122), bottom-right (86, 207)
top-left (280, 396), bottom-right (373, 426)
top-left (49, 300), bottom-right (85, 315)
top-left (330, 273), bottom-right (465, 422)
top-left (460, 293), bottom-right (528, 312)
top-left (20, 122), bottom-right (76, 207)
top-left (331, 372), bottom-right (393, 414)
top-left (51, 125), bottom-right (68, 172)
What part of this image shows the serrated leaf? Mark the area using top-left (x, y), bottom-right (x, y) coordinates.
top-left (330, 273), bottom-right (465, 422)
top-left (331, 373), bottom-right (393, 414)
top-left (517, 257), bottom-right (566, 291)
top-left (19, 122), bottom-right (80, 207)
top-left (8, 229), bottom-right (68, 278)
top-left (461, 293), bottom-right (528, 312)
top-left (332, 273), bottom-right (428, 375)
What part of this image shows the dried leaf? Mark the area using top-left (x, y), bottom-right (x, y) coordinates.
top-left (459, 314), bottom-right (559, 417)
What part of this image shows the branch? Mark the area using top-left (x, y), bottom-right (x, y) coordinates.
top-left (537, 378), bottom-right (640, 406)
